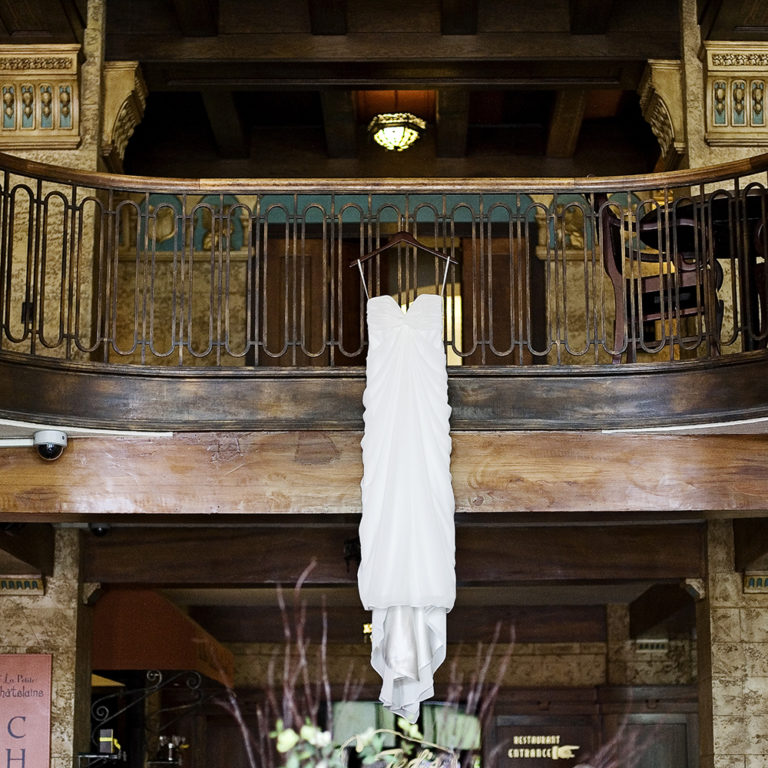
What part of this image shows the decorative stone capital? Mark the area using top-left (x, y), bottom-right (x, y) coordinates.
top-left (704, 41), bottom-right (768, 146)
top-left (638, 59), bottom-right (686, 170)
top-left (0, 44), bottom-right (80, 149)
top-left (101, 61), bottom-right (147, 172)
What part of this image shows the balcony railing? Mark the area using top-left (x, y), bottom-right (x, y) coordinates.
top-left (2, 151), bottom-right (768, 371)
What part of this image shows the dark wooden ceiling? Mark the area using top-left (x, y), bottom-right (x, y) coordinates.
top-left (1, 2), bottom-right (764, 178)
top-left (111, 0), bottom-right (677, 177)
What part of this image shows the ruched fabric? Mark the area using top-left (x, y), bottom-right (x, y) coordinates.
top-left (358, 293), bottom-right (455, 723)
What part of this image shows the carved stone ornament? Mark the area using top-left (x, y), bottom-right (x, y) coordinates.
top-left (704, 41), bottom-right (768, 146)
top-left (638, 59), bottom-right (686, 170)
top-left (0, 44), bottom-right (80, 149)
top-left (101, 61), bottom-right (147, 172)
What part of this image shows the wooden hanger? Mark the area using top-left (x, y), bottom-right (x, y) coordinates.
top-left (350, 230), bottom-right (459, 266)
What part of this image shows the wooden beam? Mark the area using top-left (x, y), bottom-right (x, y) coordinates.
top-left (106, 31), bottom-right (681, 63)
top-left (308, 0), bottom-right (347, 35)
top-left (3, 431), bottom-right (768, 519)
top-left (80, 523), bottom-right (704, 585)
top-left (320, 90), bottom-right (358, 157)
top-left (569, 0), bottom-right (614, 35)
top-left (436, 88), bottom-right (469, 157)
top-left (170, 0), bottom-right (218, 37)
top-left (628, 583), bottom-right (695, 638)
top-left (734, 518), bottom-right (768, 571)
top-left (144, 59), bottom-right (636, 91)
top-left (440, 0), bottom-right (478, 35)
top-left (188, 603), bottom-right (606, 644)
top-left (92, 589), bottom-right (233, 685)
top-left (546, 89), bottom-right (587, 158)
top-left (201, 89), bottom-right (249, 158)
top-left (0, 524), bottom-right (55, 575)
top-left (6, 353), bottom-right (768, 433)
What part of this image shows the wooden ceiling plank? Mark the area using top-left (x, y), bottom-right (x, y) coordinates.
top-left (188, 603), bottom-right (606, 644)
top-left (0, 0), bottom-right (49, 36)
top-left (170, 0), bottom-right (218, 37)
top-left (628, 583), bottom-right (694, 638)
top-left (201, 89), bottom-right (249, 158)
top-left (320, 90), bottom-right (357, 157)
top-left (81, 523), bottom-right (705, 586)
top-left (569, 0), bottom-right (615, 35)
top-left (308, 0), bottom-right (347, 35)
top-left (440, 0), bottom-right (478, 35)
top-left (0, 524), bottom-right (55, 576)
top-left (436, 88), bottom-right (469, 157)
top-left (142, 59), bottom-right (636, 91)
top-left (105, 31), bottom-right (681, 63)
top-left (546, 89), bottom-right (587, 158)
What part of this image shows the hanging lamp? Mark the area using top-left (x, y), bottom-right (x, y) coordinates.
top-left (368, 111), bottom-right (426, 151)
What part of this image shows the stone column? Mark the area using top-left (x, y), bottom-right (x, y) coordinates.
top-left (696, 519), bottom-right (768, 768)
top-left (0, 527), bottom-right (92, 768)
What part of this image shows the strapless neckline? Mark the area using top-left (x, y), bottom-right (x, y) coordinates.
top-left (368, 293), bottom-right (441, 316)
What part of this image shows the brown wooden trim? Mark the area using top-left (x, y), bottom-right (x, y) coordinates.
top-left (4, 353), bottom-right (768, 432)
top-left (2, 148), bottom-right (768, 194)
top-left (106, 31), bottom-right (679, 65)
top-left (79, 523), bottom-right (704, 585)
top-left (1, 430), bottom-right (768, 519)
top-left (187, 603), bottom-right (607, 644)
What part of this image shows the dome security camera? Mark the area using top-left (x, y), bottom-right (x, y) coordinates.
top-left (33, 430), bottom-right (67, 461)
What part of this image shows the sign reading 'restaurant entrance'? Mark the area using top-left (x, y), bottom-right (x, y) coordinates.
top-left (0, 655), bottom-right (52, 768)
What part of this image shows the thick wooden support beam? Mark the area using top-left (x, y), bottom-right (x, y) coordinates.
top-left (0, 524), bottom-right (55, 575)
top-left (628, 583), bottom-right (695, 638)
top-left (569, 0), bottom-right (614, 34)
top-left (309, 0), bottom-right (347, 35)
top-left (546, 89), bottom-right (587, 158)
top-left (321, 90), bottom-right (358, 157)
top-left (2, 432), bottom-right (768, 519)
top-left (81, 523), bottom-right (704, 585)
top-left (189, 603), bottom-right (606, 644)
top-left (107, 31), bottom-right (680, 63)
top-left (201, 89), bottom-right (249, 158)
top-left (734, 518), bottom-right (768, 571)
top-left (436, 88), bottom-right (469, 157)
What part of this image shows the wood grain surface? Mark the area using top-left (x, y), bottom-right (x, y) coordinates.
top-left (2, 430), bottom-right (766, 518)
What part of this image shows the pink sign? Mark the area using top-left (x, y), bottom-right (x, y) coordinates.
top-left (0, 655), bottom-right (52, 768)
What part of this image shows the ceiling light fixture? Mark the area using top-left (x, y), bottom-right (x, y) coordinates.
top-left (368, 112), bottom-right (426, 151)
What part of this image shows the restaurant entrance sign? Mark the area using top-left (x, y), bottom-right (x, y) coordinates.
top-left (0, 655), bottom-right (52, 768)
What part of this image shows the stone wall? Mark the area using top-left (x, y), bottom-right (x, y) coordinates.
top-left (0, 528), bottom-right (92, 768)
top-left (697, 520), bottom-right (768, 768)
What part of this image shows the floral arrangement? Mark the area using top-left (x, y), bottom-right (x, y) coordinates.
top-left (216, 564), bottom-right (507, 768)
top-left (272, 717), bottom-right (459, 768)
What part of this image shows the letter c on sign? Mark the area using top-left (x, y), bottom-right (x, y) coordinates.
top-left (8, 716), bottom-right (26, 738)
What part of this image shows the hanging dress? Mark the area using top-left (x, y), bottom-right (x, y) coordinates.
top-left (356, 268), bottom-right (455, 723)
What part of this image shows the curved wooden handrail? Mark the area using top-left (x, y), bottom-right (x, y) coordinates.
top-left (3, 150), bottom-right (768, 194)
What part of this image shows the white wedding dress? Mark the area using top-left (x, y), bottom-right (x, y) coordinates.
top-left (357, 292), bottom-right (455, 723)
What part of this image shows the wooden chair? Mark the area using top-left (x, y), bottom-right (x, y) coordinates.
top-left (599, 201), bottom-right (723, 363)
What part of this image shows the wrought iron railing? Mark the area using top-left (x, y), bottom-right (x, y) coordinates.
top-left (2, 151), bottom-right (768, 369)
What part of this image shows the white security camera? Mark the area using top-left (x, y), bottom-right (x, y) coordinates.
top-left (33, 430), bottom-right (67, 461)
